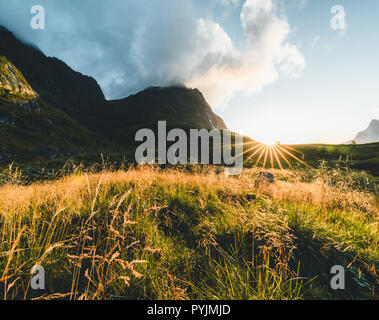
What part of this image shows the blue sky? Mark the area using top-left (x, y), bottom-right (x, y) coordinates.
top-left (0, 0), bottom-right (378, 144)
top-left (218, 0), bottom-right (379, 144)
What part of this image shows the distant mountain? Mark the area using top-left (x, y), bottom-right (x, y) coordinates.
top-left (352, 120), bottom-right (379, 144)
top-left (0, 26), bottom-right (228, 161)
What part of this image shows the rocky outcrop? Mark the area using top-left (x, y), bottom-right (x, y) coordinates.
top-left (0, 56), bottom-right (37, 98)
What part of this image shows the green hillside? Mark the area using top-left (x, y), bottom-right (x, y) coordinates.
top-left (294, 143), bottom-right (379, 176)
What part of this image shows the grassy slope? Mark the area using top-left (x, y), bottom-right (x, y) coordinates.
top-left (292, 143), bottom-right (379, 175)
top-left (242, 139), bottom-right (379, 178)
top-left (0, 166), bottom-right (377, 300)
top-left (0, 98), bottom-right (102, 159)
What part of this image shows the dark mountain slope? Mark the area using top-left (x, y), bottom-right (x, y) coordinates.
top-left (114, 86), bottom-right (227, 131)
top-left (0, 26), bottom-right (228, 150)
top-left (0, 56), bottom-right (107, 161)
top-left (0, 26), bottom-right (105, 119)
top-left (85, 86), bottom-right (228, 145)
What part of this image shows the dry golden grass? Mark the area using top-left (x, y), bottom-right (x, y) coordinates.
top-left (0, 165), bottom-right (378, 300)
top-left (0, 166), bottom-right (377, 216)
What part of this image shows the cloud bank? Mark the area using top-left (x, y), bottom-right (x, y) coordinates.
top-left (0, 0), bottom-right (305, 108)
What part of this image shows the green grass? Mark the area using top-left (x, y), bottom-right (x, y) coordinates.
top-left (0, 164), bottom-right (377, 300)
top-left (293, 143), bottom-right (379, 176)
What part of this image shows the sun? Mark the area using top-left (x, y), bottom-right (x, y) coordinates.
top-left (258, 136), bottom-right (282, 147)
top-left (262, 140), bottom-right (279, 147)
top-left (241, 139), bottom-right (307, 169)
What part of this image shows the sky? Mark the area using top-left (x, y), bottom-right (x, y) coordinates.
top-left (0, 0), bottom-right (378, 144)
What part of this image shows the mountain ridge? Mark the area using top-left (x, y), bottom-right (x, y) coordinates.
top-left (82, 86), bottom-right (228, 145)
top-left (0, 26), bottom-right (228, 161)
top-left (352, 119), bottom-right (379, 144)
top-left (0, 26), bottom-right (105, 119)
top-left (0, 56), bottom-right (108, 161)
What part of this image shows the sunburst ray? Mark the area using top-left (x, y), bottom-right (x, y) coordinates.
top-left (243, 140), bottom-right (307, 169)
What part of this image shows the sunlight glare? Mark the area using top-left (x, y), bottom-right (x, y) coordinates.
top-left (260, 139), bottom-right (279, 147)
top-left (242, 138), bottom-right (307, 169)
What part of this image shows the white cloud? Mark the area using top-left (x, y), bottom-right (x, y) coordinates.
top-left (0, 0), bottom-right (305, 109)
top-left (278, 43), bottom-right (306, 76)
top-left (187, 0), bottom-right (306, 108)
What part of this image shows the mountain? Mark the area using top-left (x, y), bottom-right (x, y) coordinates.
top-left (0, 56), bottom-right (106, 161)
top-left (353, 120), bottom-right (379, 144)
top-left (111, 86), bottom-right (227, 130)
top-left (0, 26), bottom-right (105, 119)
top-left (84, 86), bottom-right (228, 145)
top-left (0, 26), bottom-right (228, 161)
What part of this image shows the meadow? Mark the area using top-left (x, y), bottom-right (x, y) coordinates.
top-left (0, 162), bottom-right (378, 300)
